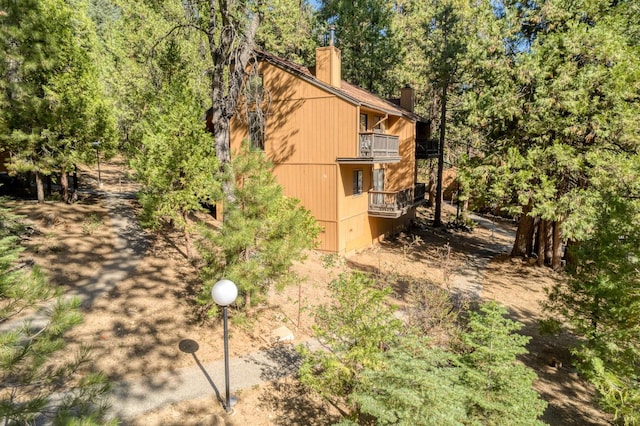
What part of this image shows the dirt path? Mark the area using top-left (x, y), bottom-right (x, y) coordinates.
top-left (449, 211), bottom-right (514, 300)
top-left (70, 191), bottom-right (148, 308)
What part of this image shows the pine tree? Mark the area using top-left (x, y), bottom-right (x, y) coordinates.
top-left (131, 38), bottom-right (221, 258)
top-left (198, 144), bottom-right (320, 313)
top-left (459, 302), bottom-right (547, 425)
top-left (421, 0), bottom-right (471, 227)
top-left (349, 337), bottom-right (467, 425)
top-left (465, 0), bottom-right (640, 266)
top-left (298, 271), bottom-right (402, 418)
top-left (545, 194), bottom-right (640, 423)
top-left (317, 0), bottom-right (403, 95)
top-left (256, 0), bottom-right (319, 64)
top-left (334, 302), bottom-right (546, 425)
top-left (0, 0), bottom-right (116, 203)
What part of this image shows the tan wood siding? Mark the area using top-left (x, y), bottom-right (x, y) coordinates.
top-left (385, 116), bottom-right (416, 191)
top-left (341, 213), bottom-right (371, 253)
top-left (316, 220), bottom-right (338, 252)
top-left (337, 164), bottom-right (371, 220)
top-left (272, 164), bottom-right (337, 223)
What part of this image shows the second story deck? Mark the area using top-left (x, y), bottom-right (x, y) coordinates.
top-left (368, 183), bottom-right (427, 218)
top-left (337, 132), bottom-right (401, 164)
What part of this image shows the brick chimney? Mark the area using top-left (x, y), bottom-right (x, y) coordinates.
top-left (315, 25), bottom-right (341, 88)
top-left (400, 84), bottom-right (414, 112)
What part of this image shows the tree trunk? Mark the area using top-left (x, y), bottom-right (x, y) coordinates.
top-left (511, 200), bottom-right (534, 257)
top-left (35, 171), bottom-right (44, 204)
top-left (206, 2), bottom-right (258, 208)
top-left (537, 219), bottom-right (546, 267)
top-left (61, 170), bottom-right (69, 203)
top-left (182, 209), bottom-right (192, 259)
top-left (552, 220), bottom-right (563, 270)
top-left (212, 118), bottom-right (236, 204)
top-left (526, 214), bottom-right (536, 256)
top-left (433, 82), bottom-right (447, 227)
top-left (427, 161), bottom-right (436, 208)
top-left (545, 220), bottom-right (554, 265)
top-left (73, 165), bottom-right (78, 191)
top-left (564, 239), bottom-right (577, 273)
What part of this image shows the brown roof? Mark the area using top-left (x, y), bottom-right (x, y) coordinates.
top-left (255, 50), bottom-right (314, 79)
top-left (255, 50), bottom-right (421, 122)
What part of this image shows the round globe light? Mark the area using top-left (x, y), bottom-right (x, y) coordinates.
top-left (211, 279), bottom-right (238, 307)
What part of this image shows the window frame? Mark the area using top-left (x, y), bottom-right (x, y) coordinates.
top-left (248, 110), bottom-right (264, 150)
top-left (359, 113), bottom-right (368, 132)
top-left (373, 115), bottom-right (385, 133)
top-left (353, 169), bottom-right (363, 196)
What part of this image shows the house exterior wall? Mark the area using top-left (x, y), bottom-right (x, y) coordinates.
top-left (385, 115), bottom-right (416, 191)
top-left (337, 163), bottom-right (371, 253)
top-left (229, 58), bottom-right (418, 254)
top-left (230, 60), bottom-right (355, 252)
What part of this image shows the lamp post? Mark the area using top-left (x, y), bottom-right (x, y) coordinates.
top-left (91, 141), bottom-right (102, 188)
top-left (211, 279), bottom-right (238, 413)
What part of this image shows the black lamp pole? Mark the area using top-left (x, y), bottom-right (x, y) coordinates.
top-left (222, 305), bottom-right (231, 413)
top-left (211, 279), bottom-right (238, 414)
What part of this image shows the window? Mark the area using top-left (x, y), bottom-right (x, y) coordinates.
top-left (353, 170), bottom-right (363, 195)
top-left (248, 74), bottom-right (264, 103)
top-left (359, 113), bottom-right (368, 132)
top-left (373, 115), bottom-right (385, 133)
top-left (248, 111), bottom-right (264, 150)
top-left (373, 168), bottom-right (384, 206)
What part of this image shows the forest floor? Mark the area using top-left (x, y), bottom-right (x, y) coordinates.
top-left (7, 158), bottom-right (612, 425)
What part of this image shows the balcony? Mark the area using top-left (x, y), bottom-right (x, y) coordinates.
top-left (337, 132), bottom-right (400, 164)
top-left (368, 183), bottom-right (427, 218)
top-left (416, 138), bottom-right (439, 159)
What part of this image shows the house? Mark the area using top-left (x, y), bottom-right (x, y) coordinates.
top-left (229, 41), bottom-right (433, 254)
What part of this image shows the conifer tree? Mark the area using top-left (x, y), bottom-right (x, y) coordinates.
top-left (131, 37), bottom-right (220, 258)
top-left (349, 337), bottom-right (467, 425)
top-left (198, 144), bottom-right (320, 313)
top-left (256, 0), bottom-right (319, 64)
top-left (298, 271), bottom-right (402, 418)
top-left (307, 286), bottom-right (546, 424)
top-left (466, 0), bottom-right (640, 265)
top-left (545, 193), bottom-right (640, 423)
top-left (0, 0), bottom-right (116, 203)
top-left (459, 302), bottom-right (546, 424)
top-left (317, 0), bottom-right (402, 95)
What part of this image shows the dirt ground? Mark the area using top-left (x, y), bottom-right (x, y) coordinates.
top-left (7, 158), bottom-right (612, 425)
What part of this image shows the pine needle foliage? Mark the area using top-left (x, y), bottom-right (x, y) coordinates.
top-left (131, 61), bottom-right (221, 256)
top-left (458, 302), bottom-right (546, 425)
top-left (545, 194), bottom-right (640, 424)
top-left (0, 203), bottom-right (112, 424)
top-left (298, 271), bottom-right (402, 413)
top-left (198, 144), bottom-right (321, 313)
top-left (0, 0), bottom-right (117, 202)
top-left (301, 275), bottom-right (546, 425)
top-left (348, 337), bottom-right (467, 426)
top-left (347, 302), bottom-right (546, 425)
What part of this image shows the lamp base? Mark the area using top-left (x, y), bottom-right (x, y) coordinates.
top-left (223, 395), bottom-right (237, 413)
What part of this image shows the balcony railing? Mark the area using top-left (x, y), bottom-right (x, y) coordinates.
top-left (416, 138), bottom-right (439, 159)
top-left (368, 183), bottom-right (427, 218)
top-left (359, 132), bottom-right (400, 159)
